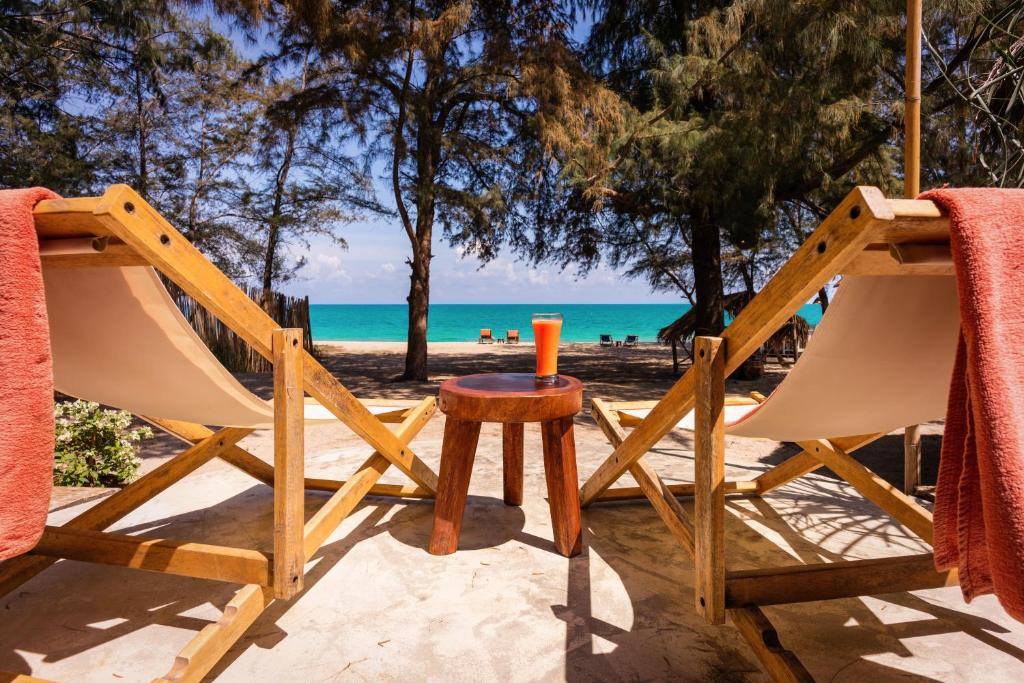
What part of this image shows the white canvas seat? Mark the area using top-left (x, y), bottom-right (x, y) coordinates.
top-left (618, 274), bottom-right (960, 441)
top-left (43, 265), bottom-right (400, 428)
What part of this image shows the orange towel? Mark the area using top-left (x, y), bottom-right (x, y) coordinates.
top-left (922, 188), bottom-right (1024, 621)
top-left (0, 187), bottom-right (57, 561)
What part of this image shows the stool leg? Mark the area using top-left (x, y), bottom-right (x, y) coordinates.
top-left (541, 416), bottom-right (582, 557)
top-left (503, 423), bottom-right (524, 506)
top-left (429, 418), bottom-right (482, 555)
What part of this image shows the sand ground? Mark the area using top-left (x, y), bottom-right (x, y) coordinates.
top-left (1, 342), bottom-right (1021, 681)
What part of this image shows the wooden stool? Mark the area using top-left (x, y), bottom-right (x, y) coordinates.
top-left (428, 373), bottom-right (584, 557)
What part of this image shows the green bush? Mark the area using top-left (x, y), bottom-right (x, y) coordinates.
top-left (53, 400), bottom-right (152, 487)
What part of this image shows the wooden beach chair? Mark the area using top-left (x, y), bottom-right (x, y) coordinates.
top-left (478, 328), bottom-right (494, 344)
top-left (585, 186), bottom-right (961, 680)
top-left (622, 334), bottom-right (639, 347)
top-left (599, 334), bottom-right (614, 346)
top-left (506, 329), bottom-right (520, 344)
top-left (0, 185), bottom-right (440, 682)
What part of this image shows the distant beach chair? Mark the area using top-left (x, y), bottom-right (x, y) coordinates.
top-left (599, 334), bottom-right (614, 346)
top-left (478, 328), bottom-right (494, 344)
top-left (506, 329), bottom-right (520, 344)
top-left (0, 184), bottom-right (440, 683)
top-left (622, 334), bottom-right (639, 347)
top-left (583, 186), bottom-right (981, 679)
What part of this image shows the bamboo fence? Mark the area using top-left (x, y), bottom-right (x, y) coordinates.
top-left (166, 280), bottom-right (315, 373)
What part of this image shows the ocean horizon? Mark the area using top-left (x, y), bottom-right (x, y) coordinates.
top-left (309, 303), bottom-right (825, 342)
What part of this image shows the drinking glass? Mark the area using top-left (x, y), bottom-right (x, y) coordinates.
top-left (532, 313), bottom-right (563, 384)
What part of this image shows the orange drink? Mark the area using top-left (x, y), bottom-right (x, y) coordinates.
top-left (532, 313), bottom-right (563, 384)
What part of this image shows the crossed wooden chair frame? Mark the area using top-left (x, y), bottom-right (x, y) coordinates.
top-left (583, 186), bottom-right (960, 682)
top-left (0, 185), bottom-right (441, 683)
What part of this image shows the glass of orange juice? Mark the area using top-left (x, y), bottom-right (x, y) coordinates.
top-left (532, 313), bottom-right (563, 384)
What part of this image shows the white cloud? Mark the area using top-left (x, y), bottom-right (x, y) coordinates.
top-left (302, 251), bottom-right (350, 282)
top-left (382, 262), bottom-right (395, 273)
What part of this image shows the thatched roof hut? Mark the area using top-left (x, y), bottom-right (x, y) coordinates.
top-left (657, 292), bottom-right (751, 349)
top-left (658, 292), bottom-right (811, 373)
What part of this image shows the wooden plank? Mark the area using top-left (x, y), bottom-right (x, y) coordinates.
top-left (840, 248), bottom-right (954, 276)
top-left (356, 398), bottom-right (426, 407)
top-left (0, 426), bottom-right (251, 598)
top-left (799, 438), bottom-right (934, 543)
top-left (272, 329), bottom-right (305, 599)
top-left (753, 432), bottom-right (884, 495)
top-left (215, 444), bottom-right (433, 497)
top-left (752, 452), bottom-right (824, 495)
top-left (303, 362), bottom-right (439, 491)
top-left (30, 527), bottom-right (270, 585)
top-left (887, 198), bottom-right (943, 219)
top-left (580, 187), bottom-right (894, 506)
top-left (32, 197), bottom-right (109, 238)
top-left (725, 553), bottom-right (957, 607)
top-left (39, 242), bottom-right (149, 268)
top-left (89, 185), bottom-right (438, 493)
top-left (303, 397), bottom-right (437, 559)
top-left (595, 480), bottom-right (759, 502)
top-left (904, 424), bottom-right (922, 494)
top-left (150, 412), bottom-right (435, 498)
top-left (609, 396), bottom-right (758, 411)
top-left (889, 242), bottom-right (951, 265)
top-left (728, 607), bottom-right (813, 683)
top-left (630, 458), bottom-right (696, 555)
top-left (694, 336), bottom-right (726, 625)
top-left (592, 398), bottom-right (696, 552)
top-left (75, 426), bottom-right (252, 531)
top-left (155, 584), bottom-right (272, 683)
top-left (614, 395), bottom-right (759, 427)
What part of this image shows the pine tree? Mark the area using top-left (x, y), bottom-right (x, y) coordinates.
top-left (540, 0), bottom-right (1009, 335)
top-left (257, 0), bottom-right (609, 380)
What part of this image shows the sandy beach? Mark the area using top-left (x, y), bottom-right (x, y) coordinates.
top-left (5, 342), bottom-right (1019, 682)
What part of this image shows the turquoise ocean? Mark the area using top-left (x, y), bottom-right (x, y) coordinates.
top-left (310, 303), bottom-right (825, 342)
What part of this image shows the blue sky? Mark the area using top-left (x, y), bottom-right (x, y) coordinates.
top-left (215, 10), bottom-right (680, 305)
top-left (278, 219), bottom-right (682, 304)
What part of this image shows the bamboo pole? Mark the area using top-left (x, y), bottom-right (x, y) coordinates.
top-left (904, 0), bottom-right (922, 198)
top-left (904, 0), bottom-right (924, 494)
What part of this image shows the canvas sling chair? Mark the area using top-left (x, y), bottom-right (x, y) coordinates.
top-left (0, 184), bottom-right (441, 683)
top-left (584, 186), bottom-right (961, 682)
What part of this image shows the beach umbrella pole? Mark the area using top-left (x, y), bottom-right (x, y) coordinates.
top-left (904, 0), bottom-right (924, 493)
top-left (904, 0), bottom-right (922, 198)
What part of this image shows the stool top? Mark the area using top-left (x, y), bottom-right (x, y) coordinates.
top-left (438, 373), bottom-right (583, 423)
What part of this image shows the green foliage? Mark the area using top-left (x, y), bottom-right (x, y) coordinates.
top-left (53, 400), bottom-right (152, 487)
top-left (925, 1), bottom-right (1024, 187)
top-left (517, 0), bottom-right (1011, 333)
top-left (0, 0), bottom-right (362, 288)
top-left (254, 0), bottom-right (607, 379)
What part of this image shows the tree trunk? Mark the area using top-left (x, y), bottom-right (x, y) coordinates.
top-left (817, 286), bottom-right (830, 315)
top-left (402, 143), bottom-right (436, 381)
top-left (691, 219), bottom-right (725, 337)
top-left (134, 64), bottom-right (148, 198)
top-left (262, 125), bottom-right (297, 309)
top-left (403, 233), bottom-right (431, 380)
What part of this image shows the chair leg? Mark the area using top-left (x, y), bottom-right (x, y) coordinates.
top-left (904, 424), bottom-right (922, 494)
top-left (729, 606), bottom-right (813, 682)
top-left (272, 329), bottom-right (305, 599)
top-left (503, 423), bottom-right (524, 506)
top-left (694, 336), bottom-right (726, 624)
top-left (429, 418), bottom-right (482, 555)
